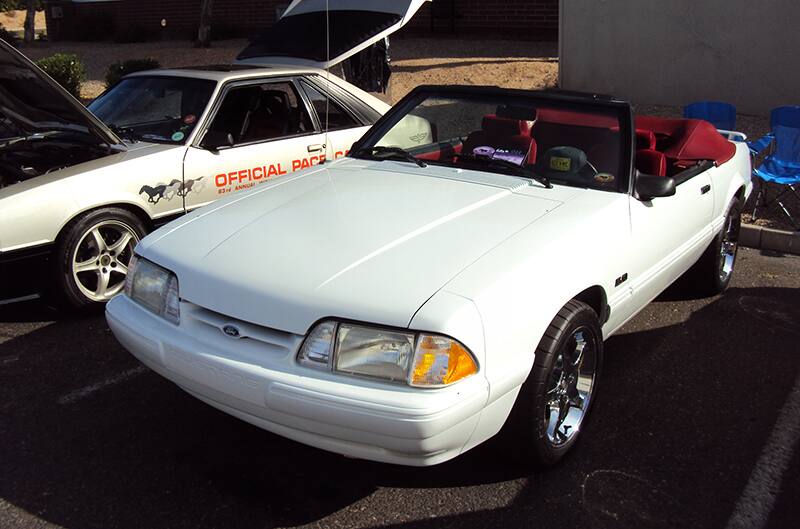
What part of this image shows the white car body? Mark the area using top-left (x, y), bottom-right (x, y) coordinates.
top-left (107, 86), bottom-right (752, 466)
top-left (0, 0), bottom-right (432, 304)
top-left (0, 68), bottom-right (384, 249)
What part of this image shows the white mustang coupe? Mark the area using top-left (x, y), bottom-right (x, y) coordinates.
top-left (0, 0), bottom-right (431, 308)
top-left (107, 85), bottom-right (752, 467)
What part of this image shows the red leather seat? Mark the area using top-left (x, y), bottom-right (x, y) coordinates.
top-left (462, 115), bottom-right (537, 165)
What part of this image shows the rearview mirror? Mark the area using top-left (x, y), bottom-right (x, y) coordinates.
top-left (200, 130), bottom-right (234, 152)
top-left (635, 172), bottom-right (676, 201)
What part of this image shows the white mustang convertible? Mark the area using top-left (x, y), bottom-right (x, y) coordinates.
top-left (107, 85), bottom-right (752, 467)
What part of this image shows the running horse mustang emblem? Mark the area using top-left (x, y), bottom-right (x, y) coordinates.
top-left (139, 184), bottom-right (168, 204)
top-left (139, 177), bottom-right (205, 203)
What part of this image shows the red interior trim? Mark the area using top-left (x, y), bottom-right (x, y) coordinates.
top-left (537, 108), bottom-right (619, 129)
top-left (635, 115), bottom-right (735, 165)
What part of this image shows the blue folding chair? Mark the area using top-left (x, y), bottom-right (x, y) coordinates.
top-left (748, 106), bottom-right (800, 230)
top-left (684, 101), bottom-right (737, 132)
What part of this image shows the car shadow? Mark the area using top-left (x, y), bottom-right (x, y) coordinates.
top-left (0, 298), bottom-right (88, 324)
top-left (1, 286), bottom-right (799, 528)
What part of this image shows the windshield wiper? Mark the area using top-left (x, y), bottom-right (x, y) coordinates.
top-left (458, 153), bottom-right (552, 189)
top-left (351, 146), bottom-right (427, 168)
top-left (108, 124), bottom-right (140, 143)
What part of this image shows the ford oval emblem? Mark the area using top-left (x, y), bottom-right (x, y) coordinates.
top-left (222, 325), bottom-right (241, 338)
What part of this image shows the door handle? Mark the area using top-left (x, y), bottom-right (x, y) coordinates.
top-left (701, 184), bottom-right (711, 195)
top-left (307, 144), bottom-right (325, 153)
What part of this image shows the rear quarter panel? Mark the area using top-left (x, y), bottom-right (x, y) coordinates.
top-left (712, 142), bottom-right (752, 231)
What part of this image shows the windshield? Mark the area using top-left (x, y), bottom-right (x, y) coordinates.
top-left (88, 76), bottom-right (215, 145)
top-left (354, 89), bottom-right (631, 192)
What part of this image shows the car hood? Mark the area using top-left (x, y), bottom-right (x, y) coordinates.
top-left (139, 160), bottom-right (564, 334)
top-left (0, 40), bottom-right (122, 148)
top-left (237, 0), bottom-right (430, 69)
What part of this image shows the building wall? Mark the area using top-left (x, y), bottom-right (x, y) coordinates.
top-left (559, 0), bottom-right (800, 115)
top-left (45, 0), bottom-right (559, 42)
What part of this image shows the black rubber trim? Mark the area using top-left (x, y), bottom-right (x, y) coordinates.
top-left (152, 212), bottom-right (184, 229)
top-left (673, 160), bottom-right (715, 186)
top-left (0, 243), bottom-right (53, 300)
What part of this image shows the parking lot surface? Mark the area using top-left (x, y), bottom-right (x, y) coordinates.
top-left (1, 248), bottom-right (798, 529)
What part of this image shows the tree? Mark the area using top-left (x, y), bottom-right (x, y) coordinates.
top-left (196, 0), bottom-right (213, 48)
top-left (23, 0), bottom-right (35, 43)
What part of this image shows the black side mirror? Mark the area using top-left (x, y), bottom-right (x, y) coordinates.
top-left (635, 172), bottom-right (676, 201)
top-left (201, 130), bottom-right (234, 152)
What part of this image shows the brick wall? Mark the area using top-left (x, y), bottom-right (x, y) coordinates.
top-left (409, 0), bottom-right (559, 35)
top-left (45, 0), bottom-right (558, 41)
top-left (117, 0), bottom-right (285, 37)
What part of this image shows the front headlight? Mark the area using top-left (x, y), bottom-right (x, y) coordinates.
top-left (125, 255), bottom-right (180, 325)
top-left (297, 320), bottom-right (477, 387)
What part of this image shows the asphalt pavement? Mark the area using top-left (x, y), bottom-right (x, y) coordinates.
top-left (1, 248), bottom-right (798, 529)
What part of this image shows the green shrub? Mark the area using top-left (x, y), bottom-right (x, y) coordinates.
top-left (0, 25), bottom-right (18, 47)
top-left (35, 53), bottom-right (86, 98)
top-left (105, 58), bottom-right (161, 88)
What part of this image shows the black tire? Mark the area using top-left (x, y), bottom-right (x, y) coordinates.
top-left (54, 207), bottom-right (147, 310)
top-left (504, 300), bottom-right (603, 467)
top-left (686, 197), bottom-right (741, 296)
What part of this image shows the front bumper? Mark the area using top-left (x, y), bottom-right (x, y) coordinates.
top-left (106, 295), bottom-right (490, 466)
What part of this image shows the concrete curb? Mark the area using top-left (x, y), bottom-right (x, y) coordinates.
top-left (741, 224), bottom-right (800, 256)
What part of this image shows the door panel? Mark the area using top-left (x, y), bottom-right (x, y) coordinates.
top-left (183, 78), bottom-right (327, 210)
top-left (183, 133), bottom-right (328, 209)
top-left (627, 172), bottom-right (714, 309)
top-left (325, 126), bottom-right (370, 161)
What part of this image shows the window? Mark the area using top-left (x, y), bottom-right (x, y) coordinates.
top-left (206, 81), bottom-right (313, 146)
top-left (301, 81), bottom-right (359, 131)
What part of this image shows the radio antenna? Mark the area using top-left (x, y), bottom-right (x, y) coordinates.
top-left (323, 0), bottom-right (330, 160)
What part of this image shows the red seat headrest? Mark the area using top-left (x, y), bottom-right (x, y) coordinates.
top-left (636, 149), bottom-right (667, 177)
top-left (482, 115), bottom-right (532, 137)
top-left (635, 129), bottom-right (656, 150)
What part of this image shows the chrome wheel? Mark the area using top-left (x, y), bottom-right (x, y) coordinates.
top-left (718, 210), bottom-right (740, 283)
top-left (71, 220), bottom-right (138, 302)
top-left (545, 326), bottom-right (598, 447)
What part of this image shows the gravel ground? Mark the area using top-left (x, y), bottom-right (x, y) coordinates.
top-left (19, 37), bottom-right (559, 102)
top-left (16, 37), bottom-right (796, 230)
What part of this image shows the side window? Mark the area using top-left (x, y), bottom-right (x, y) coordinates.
top-left (206, 81), bottom-right (313, 146)
top-left (300, 81), bottom-right (360, 131)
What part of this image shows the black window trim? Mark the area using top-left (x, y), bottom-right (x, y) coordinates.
top-left (193, 76), bottom-right (320, 151)
top-left (300, 75), bottom-right (376, 129)
top-left (673, 159), bottom-right (715, 186)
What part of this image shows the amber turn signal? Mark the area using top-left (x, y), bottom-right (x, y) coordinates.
top-left (409, 334), bottom-right (477, 387)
